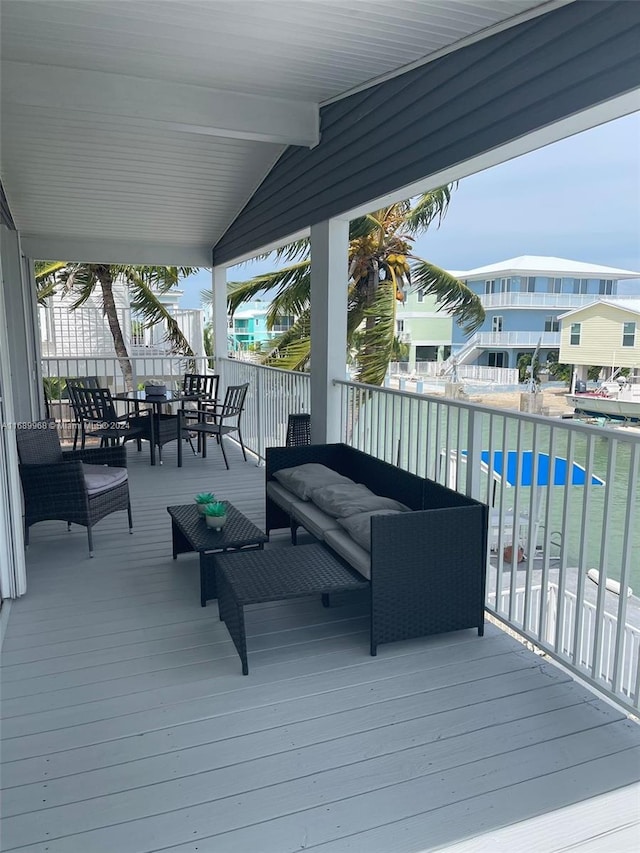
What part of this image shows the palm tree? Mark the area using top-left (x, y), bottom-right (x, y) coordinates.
top-left (203, 188), bottom-right (484, 386)
top-left (36, 262), bottom-right (195, 390)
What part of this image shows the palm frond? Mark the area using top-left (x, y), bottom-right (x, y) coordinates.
top-left (404, 185), bottom-right (457, 234)
top-left (272, 240), bottom-right (310, 264)
top-left (116, 265), bottom-right (195, 294)
top-left (411, 259), bottom-right (485, 335)
top-left (227, 262), bottom-right (310, 316)
top-left (64, 265), bottom-right (100, 309)
top-left (262, 338), bottom-right (311, 372)
top-left (355, 282), bottom-right (397, 386)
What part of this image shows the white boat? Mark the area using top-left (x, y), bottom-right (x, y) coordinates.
top-left (587, 568), bottom-right (633, 597)
top-left (566, 380), bottom-right (640, 423)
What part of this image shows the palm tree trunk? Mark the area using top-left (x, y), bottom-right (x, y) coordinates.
top-left (96, 267), bottom-right (134, 391)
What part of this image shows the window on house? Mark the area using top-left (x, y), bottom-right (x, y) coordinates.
top-left (548, 278), bottom-right (562, 294)
top-left (417, 290), bottom-right (425, 303)
top-left (488, 352), bottom-right (505, 368)
top-left (491, 316), bottom-right (503, 333)
top-left (622, 321), bottom-right (636, 347)
top-left (570, 323), bottom-right (581, 345)
top-left (526, 277), bottom-right (536, 292)
top-left (485, 280), bottom-right (495, 294)
top-left (397, 320), bottom-right (405, 333)
top-left (599, 280), bottom-right (614, 295)
top-left (544, 316), bottom-right (559, 332)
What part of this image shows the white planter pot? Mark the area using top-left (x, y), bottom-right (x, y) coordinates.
top-left (204, 514), bottom-right (227, 530)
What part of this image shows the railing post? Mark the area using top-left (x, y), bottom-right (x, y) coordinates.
top-left (254, 365), bottom-right (264, 464)
top-left (310, 218), bottom-right (349, 444)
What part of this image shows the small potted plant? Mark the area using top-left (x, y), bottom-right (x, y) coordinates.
top-left (195, 493), bottom-right (216, 515)
top-left (144, 378), bottom-right (167, 398)
top-left (203, 500), bottom-right (227, 530)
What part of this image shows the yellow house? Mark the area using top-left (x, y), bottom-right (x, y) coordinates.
top-left (559, 298), bottom-right (640, 370)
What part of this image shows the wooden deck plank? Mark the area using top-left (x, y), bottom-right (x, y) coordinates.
top-left (2, 442), bottom-right (639, 852)
top-left (2, 678), bottom-right (591, 818)
top-left (1, 631), bottom-right (514, 742)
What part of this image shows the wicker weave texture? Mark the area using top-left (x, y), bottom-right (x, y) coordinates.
top-left (265, 442), bottom-right (489, 655)
top-left (167, 503), bottom-right (267, 552)
top-left (215, 543), bottom-right (367, 604)
top-left (16, 424), bottom-right (131, 546)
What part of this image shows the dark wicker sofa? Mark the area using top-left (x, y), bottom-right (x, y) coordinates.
top-left (266, 443), bottom-right (489, 655)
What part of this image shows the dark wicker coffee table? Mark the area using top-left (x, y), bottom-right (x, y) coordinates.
top-left (215, 543), bottom-right (369, 674)
top-left (167, 503), bottom-right (268, 606)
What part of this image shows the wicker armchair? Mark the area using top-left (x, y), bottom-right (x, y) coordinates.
top-left (16, 421), bottom-right (132, 557)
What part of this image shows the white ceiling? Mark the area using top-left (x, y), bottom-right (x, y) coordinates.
top-left (1, 0), bottom-right (560, 265)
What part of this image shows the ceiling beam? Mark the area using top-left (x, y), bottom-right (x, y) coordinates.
top-left (3, 61), bottom-right (320, 148)
top-left (20, 235), bottom-right (212, 267)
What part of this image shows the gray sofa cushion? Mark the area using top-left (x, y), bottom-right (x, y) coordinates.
top-left (310, 482), bottom-right (410, 518)
top-left (337, 509), bottom-right (404, 552)
top-left (82, 463), bottom-right (128, 496)
top-left (291, 502), bottom-right (341, 540)
top-left (273, 464), bottom-right (353, 501)
top-left (324, 529), bottom-right (371, 580)
top-left (266, 480), bottom-right (303, 515)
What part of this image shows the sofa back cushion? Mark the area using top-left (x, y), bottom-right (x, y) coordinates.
top-left (273, 463), bottom-right (353, 501)
top-left (337, 508), bottom-right (404, 551)
top-left (311, 482), bottom-right (410, 518)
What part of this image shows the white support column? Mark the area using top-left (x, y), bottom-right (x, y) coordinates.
top-left (212, 265), bottom-right (228, 382)
top-left (310, 219), bottom-right (349, 444)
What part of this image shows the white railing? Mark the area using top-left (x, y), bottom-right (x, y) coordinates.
top-left (388, 362), bottom-right (519, 384)
top-left (473, 331), bottom-right (561, 348)
top-left (218, 358), bottom-right (310, 459)
top-left (479, 293), bottom-right (608, 309)
top-left (479, 293), bottom-right (633, 310)
top-left (40, 305), bottom-right (205, 358)
top-left (490, 584), bottom-right (640, 702)
top-left (41, 355), bottom-right (214, 440)
top-left (336, 378), bottom-right (640, 713)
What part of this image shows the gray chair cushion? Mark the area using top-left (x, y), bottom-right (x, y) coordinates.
top-left (337, 509), bottom-right (404, 552)
top-left (266, 480), bottom-right (302, 515)
top-left (324, 529), bottom-right (372, 580)
top-left (290, 501), bottom-right (341, 540)
top-left (310, 482), bottom-right (410, 518)
top-left (272, 463), bottom-right (353, 501)
top-left (82, 463), bottom-right (128, 496)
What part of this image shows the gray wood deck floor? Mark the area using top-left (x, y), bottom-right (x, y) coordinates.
top-left (2, 441), bottom-right (639, 852)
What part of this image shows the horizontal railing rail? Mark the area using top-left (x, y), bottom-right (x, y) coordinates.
top-left (336, 377), bottom-right (640, 713)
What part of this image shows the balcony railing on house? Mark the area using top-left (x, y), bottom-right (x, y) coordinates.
top-left (388, 362), bottom-right (519, 385)
top-left (478, 293), bottom-right (632, 309)
top-left (41, 355), bottom-right (640, 713)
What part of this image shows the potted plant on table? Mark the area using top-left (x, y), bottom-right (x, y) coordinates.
top-left (195, 493), bottom-right (216, 515)
top-left (203, 501), bottom-right (227, 530)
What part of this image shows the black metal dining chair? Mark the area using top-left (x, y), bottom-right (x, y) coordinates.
top-left (65, 376), bottom-right (100, 450)
top-left (67, 383), bottom-right (145, 450)
top-left (181, 373), bottom-right (220, 455)
top-left (178, 382), bottom-right (249, 469)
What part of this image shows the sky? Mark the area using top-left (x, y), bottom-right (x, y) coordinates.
top-left (178, 111), bottom-right (640, 308)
